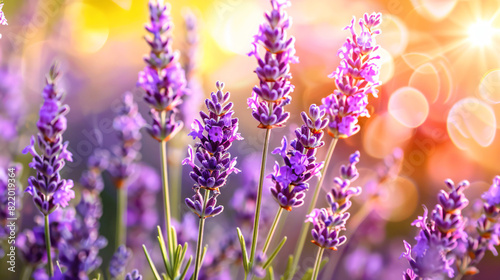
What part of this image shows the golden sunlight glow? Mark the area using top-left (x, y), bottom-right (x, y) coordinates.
top-left (468, 20), bottom-right (495, 46)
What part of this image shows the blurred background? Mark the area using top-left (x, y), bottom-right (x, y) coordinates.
top-left (1, 0), bottom-right (500, 279)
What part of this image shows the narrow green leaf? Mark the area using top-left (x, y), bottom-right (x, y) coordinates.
top-left (263, 236), bottom-right (287, 269)
top-left (180, 256), bottom-right (193, 280)
top-left (237, 227), bottom-right (250, 273)
top-left (281, 255), bottom-right (294, 280)
top-left (267, 266), bottom-right (275, 280)
top-left (143, 244), bottom-right (161, 280)
top-left (157, 234), bottom-right (172, 277)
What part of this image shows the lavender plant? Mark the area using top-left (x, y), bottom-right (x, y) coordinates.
top-left (110, 92), bottom-right (145, 248)
top-left (401, 180), bottom-right (470, 279)
top-left (110, 245), bottom-right (132, 279)
top-left (245, 0), bottom-right (298, 275)
top-left (0, 2), bottom-right (7, 26)
top-left (305, 151), bottom-right (361, 280)
top-left (453, 176), bottom-right (500, 279)
top-left (290, 13), bottom-right (382, 278)
top-left (183, 81), bottom-right (242, 279)
top-left (22, 64), bottom-right (74, 277)
top-left (136, 0), bottom-right (187, 242)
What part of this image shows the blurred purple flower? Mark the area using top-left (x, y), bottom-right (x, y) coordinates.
top-left (138, 0), bottom-right (187, 142)
top-left (184, 81), bottom-right (242, 218)
top-left (110, 92), bottom-right (145, 188)
top-left (110, 245), bottom-right (132, 278)
top-left (321, 13), bottom-right (382, 138)
top-left (247, 0), bottom-right (298, 129)
top-left (307, 151), bottom-right (361, 250)
top-left (22, 64), bottom-right (74, 215)
top-left (0, 66), bottom-right (23, 142)
top-left (401, 179), bottom-right (470, 279)
top-left (79, 149), bottom-right (109, 193)
top-left (482, 175), bottom-right (500, 207)
top-left (269, 104), bottom-right (327, 211)
top-left (125, 269), bottom-right (143, 280)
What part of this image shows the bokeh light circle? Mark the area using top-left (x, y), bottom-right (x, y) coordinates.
top-left (409, 63), bottom-right (441, 103)
top-left (479, 69), bottom-right (500, 104)
top-left (375, 176), bottom-right (418, 222)
top-left (388, 87), bottom-right (429, 128)
top-left (377, 14), bottom-right (408, 57)
top-left (363, 113), bottom-right (413, 159)
top-left (64, 3), bottom-right (109, 54)
top-left (447, 98), bottom-right (497, 149)
top-left (373, 47), bottom-right (394, 84)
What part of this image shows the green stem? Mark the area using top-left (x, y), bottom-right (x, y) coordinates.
top-left (44, 214), bottom-right (54, 277)
top-left (21, 265), bottom-right (32, 280)
top-left (261, 207), bottom-right (284, 256)
top-left (115, 186), bottom-right (127, 248)
top-left (249, 128), bottom-right (272, 269)
top-left (289, 137), bottom-right (338, 279)
top-left (160, 110), bottom-right (173, 252)
top-left (170, 158), bottom-right (181, 220)
top-left (311, 247), bottom-right (325, 280)
top-left (193, 189), bottom-right (211, 280)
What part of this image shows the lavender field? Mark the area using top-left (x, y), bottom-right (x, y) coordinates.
top-left (1, 0), bottom-right (500, 279)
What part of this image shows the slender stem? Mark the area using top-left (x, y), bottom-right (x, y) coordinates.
top-left (249, 128), bottom-right (272, 268)
top-left (289, 137), bottom-right (338, 279)
top-left (193, 189), bottom-right (210, 280)
top-left (44, 214), bottom-right (54, 277)
top-left (21, 265), bottom-right (32, 280)
top-left (311, 247), bottom-right (325, 280)
top-left (115, 186), bottom-right (127, 248)
top-left (170, 158), bottom-right (181, 220)
top-left (261, 207), bottom-right (284, 256)
top-left (327, 202), bottom-right (373, 280)
top-left (160, 110), bottom-right (173, 251)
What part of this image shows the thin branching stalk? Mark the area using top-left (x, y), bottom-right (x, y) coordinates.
top-left (312, 247), bottom-right (325, 280)
top-left (115, 187), bottom-right (127, 248)
top-left (289, 137), bottom-right (338, 278)
top-left (159, 110), bottom-right (173, 251)
top-left (193, 189), bottom-right (211, 280)
top-left (44, 214), bottom-right (53, 277)
top-left (249, 128), bottom-right (272, 268)
top-left (262, 207), bottom-right (284, 256)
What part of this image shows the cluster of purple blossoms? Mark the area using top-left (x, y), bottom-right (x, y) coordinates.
top-left (0, 66), bottom-right (23, 142)
top-left (401, 180), bottom-right (470, 279)
top-left (137, 0), bottom-right (187, 142)
top-left (269, 104), bottom-right (327, 211)
top-left (307, 151), bottom-right (361, 250)
top-left (125, 269), bottom-right (143, 280)
top-left (110, 245), bottom-right (132, 278)
top-left (110, 92), bottom-right (145, 188)
top-left (0, 164), bottom-right (21, 257)
top-left (454, 176), bottom-right (500, 276)
top-left (22, 64), bottom-right (74, 215)
top-left (184, 81), bottom-right (242, 218)
top-left (247, 0), bottom-right (298, 129)
top-left (321, 13), bottom-right (382, 139)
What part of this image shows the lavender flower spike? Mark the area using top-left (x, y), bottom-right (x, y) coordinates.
top-left (401, 179), bottom-right (470, 279)
top-left (307, 151), bottom-right (361, 250)
top-left (184, 81), bottom-right (242, 279)
top-left (137, 0), bottom-right (187, 142)
top-left (247, 0), bottom-right (298, 129)
top-left (270, 104), bottom-right (327, 211)
top-left (110, 245), bottom-right (132, 278)
top-left (321, 12), bottom-right (382, 139)
top-left (184, 81), bottom-right (242, 215)
top-left (22, 63), bottom-right (74, 215)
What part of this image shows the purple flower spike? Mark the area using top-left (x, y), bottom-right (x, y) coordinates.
top-left (482, 175), bottom-right (500, 207)
top-left (401, 179), bottom-right (470, 279)
top-left (0, 3), bottom-right (7, 25)
top-left (248, 0), bottom-right (298, 129)
top-left (110, 245), bottom-right (132, 278)
top-left (307, 152), bottom-right (362, 250)
top-left (138, 0), bottom-right (187, 142)
top-left (321, 12), bottom-right (382, 139)
top-left (22, 64), bottom-right (74, 215)
top-left (110, 92), bottom-right (145, 189)
top-left (184, 81), bottom-right (242, 218)
top-left (269, 104), bottom-right (327, 211)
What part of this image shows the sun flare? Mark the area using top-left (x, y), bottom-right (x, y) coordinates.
top-left (468, 20), bottom-right (496, 46)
